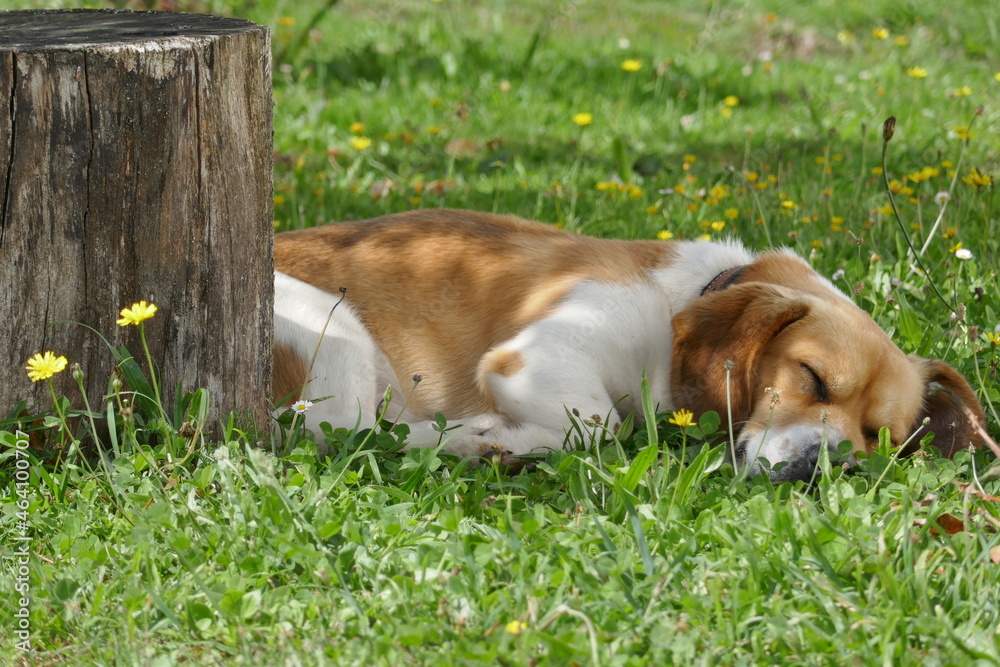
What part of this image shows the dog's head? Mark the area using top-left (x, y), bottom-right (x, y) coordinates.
top-left (670, 251), bottom-right (986, 482)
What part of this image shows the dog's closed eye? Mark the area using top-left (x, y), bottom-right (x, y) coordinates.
top-left (801, 363), bottom-right (829, 403)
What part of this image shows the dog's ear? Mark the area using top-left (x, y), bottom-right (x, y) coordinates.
top-left (905, 357), bottom-right (985, 458)
top-left (670, 283), bottom-right (809, 422)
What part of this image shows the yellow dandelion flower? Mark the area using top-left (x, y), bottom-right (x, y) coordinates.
top-left (949, 241), bottom-right (963, 253)
top-left (723, 95), bottom-right (739, 107)
top-left (573, 112), bottom-right (593, 127)
top-left (117, 300), bottom-right (158, 327)
top-left (273, 194), bottom-right (285, 206)
top-left (810, 240), bottom-right (823, 248)
top-left (277, 16), bottom-right (295, 27)
top-left (26, 351), bottom-right (68, 383)
top-left (781, 200), bottom-right (798, 210)
top-left (952, 86), bottom-right (972, 97)
top-left (657, 230), bottom-right (674, 240)
top-left (506, 620), bottom-right (527, 636)
top-left (709, 221), bottom-right (725, 232)
top-left (963, 168), bottom-right (992, 187)
top-left (647, 205), bottom-right (660, 215)
top-left (427, 125), bottom-right (445, 135)
top-left (953, 126), bottom-right (974, 141)
top-left (894, 35), bottom-right (909, 46)
top-left (942, 227), bottom-right (957, 239)
top-left (871, 166), bottom-right (883, 175)
top-left (906, 66), bottom-right (928, 78)
top-left (831, 216), bottom-right (844, 225)
top-left (351, 136), bottom-right (372, 151)
top-left (986, 332), bottom-right (1000, 346)
top-left (626, 184), bottom-right (644, 199)
top-left (872, 27), bottom-right (889, 40)
top-left (349, 122), bottom-right (366, 134)
top-left (725, 208), bottom-right (739, 220)
top-left (698, 233), bottom-right (711, 241)
top-left (995, 72), bottom-right (1000, 82)
top-left (621, 59), bottom-right (642, 72)
top-left (669, 409), bottom-right (697, 428)
top-left (684, 154), bottom-right (697, 164)
top-left (876, 204), bottom-right (894, 215)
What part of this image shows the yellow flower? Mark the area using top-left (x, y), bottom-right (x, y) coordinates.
top-left (277, 16), bottom-right (295, 27)
top-left (669, 409), bottom-right (697, 428)
top-left (876, 204), bottom-right (894, 216)
top-left (351, 136), bottom-right (372, 151)
top-left (657, 230), bottom-right (674, 240)
top-left (831, 216), bottom-right (844, 225)
top-left (725, 208), bottom-right (739, 220)
top-left (647, 206), bottom-right (660, 215)
top-left (871, 166), bottom-right (883, 175)
top-left (986, 332), bottom-right (1000, 346)
top-left (872, 27), bottom-right (889, 40)
top-left (572, 112), bottom-right (593, 127)
top-left (894, 35), bottom-right (909, 46)
top-left (684, 154), bottom-right (697, 164)
top-left (710, 221), bottom-right (726, 232)
top-left (781, 200), bottom-right (798, 210)
top-left (117, 301), bottom-right (157, 327)
top-left (26, 351), bottom-right (68, 383)
top-left (273, 194), bottom-right (285, 206)
top-left (953, 126), bottom-right (974, 141)
top-left (621, 59), bottom-right (642, 72)
top-left (906, 66), bottom-right (928, 78)
top-left (949, 241), bottom-right (963, 253)
top-left (506, 620), bottom-right (527, 636)
top-left (964, 168), bottom-right (992, 187)
top-left (723, 95), bottom-right (739, 107)
top-left (996, 72), bottom-right (1000, 82)
top-left (720, 107), bottom-right (733, 119)
top-left (349, 122), bottom-right (366, 134)
top-left (810, 240), bottom-right (823, 248)
top-left (952, 86), bottom-right (972, 97)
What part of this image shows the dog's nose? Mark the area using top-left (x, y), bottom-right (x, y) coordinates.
top-left (772, 442), bottom-right (841, 482)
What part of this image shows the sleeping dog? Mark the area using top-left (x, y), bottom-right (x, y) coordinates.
top-left (273, 209), bottom-right (985, 481)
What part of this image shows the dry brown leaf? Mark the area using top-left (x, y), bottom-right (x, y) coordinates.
top-left (935, 513), bottom-right (965, 536)
top-left (444, 138), bottom-right (481, 159)
top-left (954, 481), bottom-right (1000, 503)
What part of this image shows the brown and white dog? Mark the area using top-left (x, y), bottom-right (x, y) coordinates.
top-left (273, 209), bottom-right (985, 481)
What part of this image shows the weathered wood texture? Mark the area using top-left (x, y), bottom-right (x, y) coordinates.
top-left (0, 10), bottom-right (273, 435)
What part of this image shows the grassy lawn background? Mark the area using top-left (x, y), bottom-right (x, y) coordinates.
top-left (2, 0), bottom-right (999, 664)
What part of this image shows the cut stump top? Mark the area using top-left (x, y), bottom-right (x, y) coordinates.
top-left (0, 9), bottom-right (263, 51)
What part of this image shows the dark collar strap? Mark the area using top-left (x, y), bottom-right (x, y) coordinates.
top-left (701, 265), bottom-right (748, 296)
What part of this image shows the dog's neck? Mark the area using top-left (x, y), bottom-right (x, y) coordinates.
top-left (701, 265), bottom-right (748, 296)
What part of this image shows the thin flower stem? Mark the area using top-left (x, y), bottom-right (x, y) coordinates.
top-left (879, 116), bottom-right (956, 315)
top-left (138, 322), bottom-right (166, 421)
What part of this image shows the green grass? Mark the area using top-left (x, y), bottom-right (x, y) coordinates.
top-left (3, 0), bottom-right (1000, 664)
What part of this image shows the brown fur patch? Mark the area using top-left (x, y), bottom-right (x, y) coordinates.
top-left (273, 342), bottom-right (307, 405)
top-left (276, 209), bottom-right (676, 418)
top-left (482, 349), bottom-right (525, 378)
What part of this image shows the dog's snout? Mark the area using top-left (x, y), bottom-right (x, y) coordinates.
top-left (772, 442), bottom-right (841, 482)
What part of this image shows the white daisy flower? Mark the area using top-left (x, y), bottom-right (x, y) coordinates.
top-left (934, 191), bottom-right (949, 205)
top-left (955, 248), bottom-right (973, 260)
top-left (291, 399), bottom-right (314, 414)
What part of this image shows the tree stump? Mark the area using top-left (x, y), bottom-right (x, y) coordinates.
top-left (0, 10), bottom-right (273, 440)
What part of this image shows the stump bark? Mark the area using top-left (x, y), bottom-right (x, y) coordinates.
top-left (0, 10), bottom-right (273, 439)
